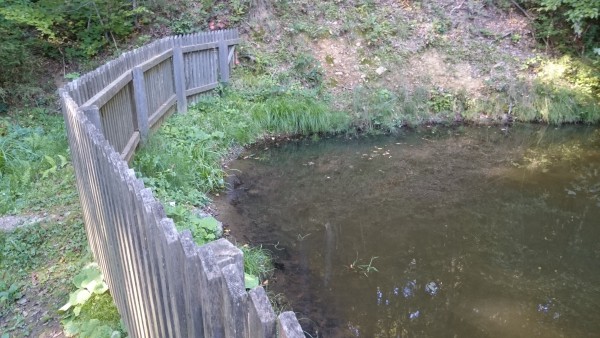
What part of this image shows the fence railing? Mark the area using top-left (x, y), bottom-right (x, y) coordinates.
top-left (59, 29), bottom-right (305, 338)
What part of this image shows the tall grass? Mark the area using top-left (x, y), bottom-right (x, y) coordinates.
top-left (239, 244), bottom-right (274, 282)
top-left (468, 80), bottom-right (600, 124)
top-left (251, 94), bottom-right (349, 134)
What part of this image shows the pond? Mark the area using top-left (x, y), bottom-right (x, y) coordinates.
top-left (212, 125), bottom-right (600, 337)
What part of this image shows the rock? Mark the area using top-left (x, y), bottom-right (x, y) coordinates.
top-left (0, 215), bottom-right (44, 232)
top-left (375, 66), bottom-right (387, 75)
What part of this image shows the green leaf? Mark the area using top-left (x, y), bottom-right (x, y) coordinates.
top-left (91, 281), bottom-right (108, 295)
top-left (44, 155), bottom-right (56, 167)
top-left (58, 154), bottom-right (68, 167)
top-left (198, 216), bottom-right (218, 231)
top-left (71, 288), bottom-right (92, 306)
top-left (211, 131), bottom-right (225, 139)
top-left (73, 266), bottom-right (102, 289)
top-left (73, 304), bottom-right (83, 316)
top-left (244, 272), bottom-right (259, 289)
top-left (62, 319), bottom-right (81, 337)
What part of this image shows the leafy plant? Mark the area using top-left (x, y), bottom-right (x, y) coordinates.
top-left (60, 263), bottom-right (124, 338)
top-left (0, 111), bottom-right (74, 214)
top-left (0, 282), bottom-right (22, 308)
top-left (165, 204), bottom-right (220, 244)
top-left (240, 245), bottom-right (273, 289)
top-left (537, 0), bottom-right (599, 36)
top-left (60, 264), bottom-right (108, 316)
top-left (293, 54), bottom-right (324, 89)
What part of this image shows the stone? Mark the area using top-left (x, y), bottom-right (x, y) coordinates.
top-left (0, 215), bottom-right (44, 232)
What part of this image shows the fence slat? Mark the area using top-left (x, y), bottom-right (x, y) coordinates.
top-left (198, 243), bottom-right (226, 338)
top-left (248, 287), bottom-right (277, 338)
top-left (132, 66), bottom-right (149, 142)
top-left (221, 264), bottom-right (248, 338)
top-left (277, 312), bottom-right (305, 338)
top-left (172, 40), bottom-right (187, 113)
top-left (218, 30), bottom-right (230, 82)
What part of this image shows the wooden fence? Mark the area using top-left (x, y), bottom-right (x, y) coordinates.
top-left (59, 29), bottom-right (305, 338)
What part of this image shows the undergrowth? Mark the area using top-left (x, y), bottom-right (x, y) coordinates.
top-left (0, 110), bottom-right (76, 214)
top-left (239, 245), bottom-right (274, 290)
top-left (0, 112), bottom-right (121, 337)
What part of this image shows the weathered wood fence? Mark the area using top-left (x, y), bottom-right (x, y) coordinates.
top-left (59, 29), bottom-right (304, 338)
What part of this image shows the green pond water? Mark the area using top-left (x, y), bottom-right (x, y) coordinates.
top-left (214, 125), bottom-right (600, 337)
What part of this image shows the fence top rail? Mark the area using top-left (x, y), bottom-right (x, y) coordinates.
top-left (64, 29), bottom-right (239, 106)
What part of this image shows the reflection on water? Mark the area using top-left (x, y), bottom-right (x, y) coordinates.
top-left (214, 125), bottom-right (600, 337)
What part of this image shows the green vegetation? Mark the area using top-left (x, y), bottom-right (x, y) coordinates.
top-left (60, 264), bottom-right (124, 338)
top-left (0, 112), bottom-right (119, 336)
top-left (346, 254), bottom-right (379, 277)
top-left (1, 0), bottom-right (599, 335)
top-left (240, 245), bottom-right (274, 289)
top-left (0, 110), bottom-right (75, 214)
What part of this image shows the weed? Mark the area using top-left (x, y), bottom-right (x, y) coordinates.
top-left (166, 204), bottom-right (219, 244)
top-left (293, 53), bottom-right (324, 89)
top-left (251, 94), bottom-right (349, 134)
top-left (60, 263), bottom-right (124, 337)
top-left (346, 254), bottom-right (379, 277)
top-left (351, 86), bottom-right (434, 131)
top-left (0, 110), bottom-right (75, 214)
top-left (0, 282), bottom-right (21, 309)
top-left (266, 292), bottom-right (292, 314)
top-left (240, 244), bottom-right (274, 283)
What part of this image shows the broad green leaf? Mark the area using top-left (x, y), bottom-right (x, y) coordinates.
top-left (44, 155), bottom-right (56, 167)
top-left (211, 131), bottom-right (225, 139)
top-left (91, 281), bottom-right (108, 295)
top-left (198, 217), bottom-right (218, 231)
top-left (73, 266), bottom-right (102, 288)
top-left (62, 319), bottom-right (80, 337)
top-left (244, 273), bottom-right (259, 289)
top-left (73, 304), bottom-right (82, 317)
top-left (71, 288), bottom-right (92, 306)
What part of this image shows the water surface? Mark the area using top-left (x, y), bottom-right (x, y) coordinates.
top-left (214, 125), bottom-right (600, 337)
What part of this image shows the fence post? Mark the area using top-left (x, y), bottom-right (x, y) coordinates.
top-left (81, 105), bottom-right (103, 134)
top-left (218, 30), bottom-right (230, 83)
top-left (172, 39), bottom-right (188, 114)
top-left (132, 66), bottom-right (150, 143)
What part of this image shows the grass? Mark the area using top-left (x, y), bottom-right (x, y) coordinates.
top-left (239, 244), bottom-right (274, 283)
top-left (0, 110), bottom-right (124, 337)
top-left (0, 109), bottom-right (76, 214)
